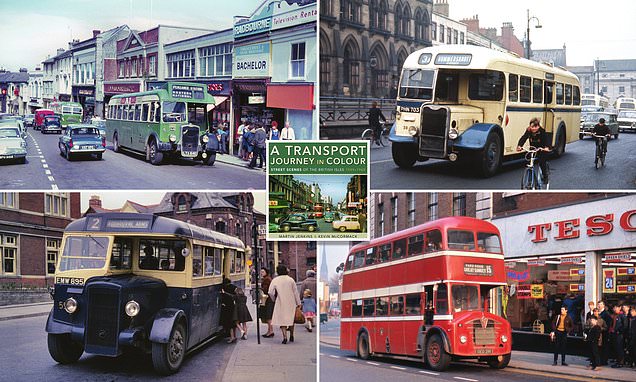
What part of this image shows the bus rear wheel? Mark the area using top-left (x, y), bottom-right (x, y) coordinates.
top-left (152, 322), bottom-right (186, 375)
top-left (426, 334), bottom-right (451, 371)
top-left (553, 128), bottom-right (566, 157)
top-left (392, 143), bottom-right (418, 168)
top-left (487, 353), bottom-right (511, 369)
top-left (357, 332), bottom-right (370, 360)
top-left (148, 139), bottom-right (163, 165)
top-left (47, 333), bottom-right (84, 364)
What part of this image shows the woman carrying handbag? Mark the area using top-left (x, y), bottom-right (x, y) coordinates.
top-left (269, 264), bottom-right (302, 344)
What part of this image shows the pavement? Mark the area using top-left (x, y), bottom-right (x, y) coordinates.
top-left (321, 331), bottom-right (636, 382)
top-left (216, 152), bottom-right (267, 172)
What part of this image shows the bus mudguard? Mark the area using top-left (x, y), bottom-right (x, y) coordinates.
top-left (424, 326), bottom-right (452, 354)
top-left (388, 122), bottom-right (418, 144)
top-left (452, 123), bottom-right (502, 151)
top-left (45, 309), bottom-right (72, 334)
top-left (150, 308), bottom-right (187, 343)
top-left (149, 132), bottom-right (171, 152)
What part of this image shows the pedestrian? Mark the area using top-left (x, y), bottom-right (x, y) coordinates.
top-left (551, 304), bottom-right (573, 366)
top-left (259, 268), bottom-right (275, 338)
top-left (301, 289), bottom-right (317, 332)
top-left (628, 307), bottom-right (636, 368)
top-left (242, 124), bottom-right (254, 161)
top-left (268, 264), bottom-right (301, 344)
top-left (368, 101), bottom-right (386, 146)
top-left (236, 120), bottom-right (248, 157)
top-left (269, 121), bottom-right (280, 140)
top-left (217, 124), bottom-right (228, 154)
top-left (234, 287), bottom-right (253, 340)
top-left (610, 304), bottom-right (626, 368)
top-left (587, 316), bottom-right (602, 371)
top-left (220, 278), bottom-right (238, 343)
top-left (248, 123), bottom-right (266, 169)
top-left (299, 269), bottom-right (317, 301)
top-left (598, 301), bottom-right (612, 365)
top-left (357, 210), bottom-right (367, 233)
top-left (281, 121), bottom-right (295, 140)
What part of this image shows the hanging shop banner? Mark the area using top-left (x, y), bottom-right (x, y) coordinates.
top-left (605, 253), bottom-right (632, 262)
top-left (527, 259), bottom-right (546, 267)
top-left (530, 284), bottom-right (544, 298)
top-left (233, 42), bottom-right (271, 78)
top-left (617, 285), bottom-right (636, 293)
top-left (603, 268), bottom-right (616, 293)
top-left (560, 256), bottom-right (582, 265)
top-left (569, 268), bottom-right (585, 277)
top-left (548, 270), bottom-right (578, 281)
top-left (506, 270), bottom-right (529, 282)
top-left (517, 284), bottom-right (531, 299)
top-left (617, 267), bottom-right (636, 276)
top-left (570, 283), bottom-right (585, 292)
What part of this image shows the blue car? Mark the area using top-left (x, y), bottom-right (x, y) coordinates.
top-left (58, 124), bottom-right (106, 161)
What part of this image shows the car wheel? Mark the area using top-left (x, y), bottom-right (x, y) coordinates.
top-left (308, 225), bottom-right (316, 232)
top-left (339, 226), bottom-right (347, 232)
top-left (95, 153), bottom-right (103, 160)
top-left (65, 147), bottom-right (72, 161)
top-left (553, 127), bottom-right (566, 157)
top-left (204, 152), bottom-right (216, 166)
top-left (392, 142), bottom-right (418, 168)
top-left (478, 132), bottom-right (502, 177)
top-left (615, 132), bottom-right (619, 139)
top-left (152, 322), bottom-right (186, 375)
top-left (47, 333), bottom-right (84, 364)
top-left (282, 225), bottom-right (291, 232)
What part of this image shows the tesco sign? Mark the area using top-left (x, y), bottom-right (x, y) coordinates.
top-left (528, 210), bottom-right (636, 242)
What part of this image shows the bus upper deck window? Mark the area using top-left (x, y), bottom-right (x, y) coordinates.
top-left (477, 232), bottom-right (502, 253)
top-left (447, 230), bottom-right (475, 251)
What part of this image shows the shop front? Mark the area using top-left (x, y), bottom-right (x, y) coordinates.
top-left (102, 82), bottom-right (141, 115)
top-left (72, 86), bottom-right (95, 119)
top-left (266, 83), bottom-right (314, 140)
top-left (493, 195), bottom-right (636, 337)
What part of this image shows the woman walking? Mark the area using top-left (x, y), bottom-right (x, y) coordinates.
top-left (220, 278), bottom-right (238, 343)
top-left (260, 268), bottom-right (275, 338)
top-left (269, 264), bottom-right (301, 344)
top-left (234, 288), bottom-right (253, 340)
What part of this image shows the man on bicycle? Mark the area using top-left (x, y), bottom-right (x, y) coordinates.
top-left (591, 118), bottom-right (611, 161)
top-left (368, 101), bottom-right (386, 146)
top-left (516, 117), bottom-right (551, 184)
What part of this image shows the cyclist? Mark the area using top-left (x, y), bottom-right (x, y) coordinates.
top-left (591, 117), bottom-right (611, 163)
top-left (516, 117), bottom-right (551, 184)
top-left (368, 101), bottom-right (386, 146)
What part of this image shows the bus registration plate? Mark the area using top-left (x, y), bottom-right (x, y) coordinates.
top-left (475, 348), bottom-right (493, 354)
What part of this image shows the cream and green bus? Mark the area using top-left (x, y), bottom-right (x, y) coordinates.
top-left (51, 101), bottom-right (83, 129)
top-left (390, 45), bottom-right (581, 177)
top-left (106, 82), bottom-right (218, 166)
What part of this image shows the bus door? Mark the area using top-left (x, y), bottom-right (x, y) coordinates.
top-left (543, 81), bottom-right (555, 137)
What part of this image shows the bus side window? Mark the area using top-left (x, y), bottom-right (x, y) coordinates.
top-left (352, 299), bottom-right (363, 317)
top-left (390, 295), bottom-right (404, 315)
top-left (424, 286), bottom-right (434, 324)
top-left (365, 247), bottom-right (377, 265)
top-left (375, 297), bottom-right (389, 316)
top-left (379, 244), bottom-right (391, 263)
top-left (520, 76), bottom-right (532, 103)
top-left (142, 103), bottom-right (149, 122)
top-left (405, 293), bottom-right (421, 315)
top-left (408, 234), bottom-right (424, 256)
top-left (345, 254), bottom-right (354, 271)
top-left (353, 250), bottom-right (365, 269)
top-left (363, 298), bottom-right (375, 317)
top-left (508, 74), bottom-right (518, 102)
top-left (110, 238), bottom-right (132, 270)
top-left (425, 229), bottom-right (442, 252)
top-left (435, 284), bottom-right (448, 315)
top-left (392, 239), bottom-right (406, 260)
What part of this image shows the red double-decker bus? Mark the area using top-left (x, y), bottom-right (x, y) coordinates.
top-left (313, 203), bottom-right (324, 218)
top-left (340, 216), bottom-right (511, 371)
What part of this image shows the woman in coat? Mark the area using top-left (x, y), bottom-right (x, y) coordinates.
top-left (260, 268), bottom-right (275, 338)
top-left (268, 264), bottom-right (301, 344)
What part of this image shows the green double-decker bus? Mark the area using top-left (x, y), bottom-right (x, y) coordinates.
top-left (51, 101), bottom-right (83, 129)
top-left (105, 82), bottom-right (217, 165)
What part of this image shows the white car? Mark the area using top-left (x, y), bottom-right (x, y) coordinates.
top-left (332, 215), bottom-right (361, 232)
top-left (617, 110), bottom-right (636, 132)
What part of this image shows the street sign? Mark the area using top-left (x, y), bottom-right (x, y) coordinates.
top-left (258, 224), bottom-right (267, 236)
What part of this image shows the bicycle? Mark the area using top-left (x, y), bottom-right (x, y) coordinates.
top-left (585, 132), bottom-right (610, 169)
top-left (361, 121), bottom-right (389, 147)
top-left (520, 146), bottom-right (551, 190)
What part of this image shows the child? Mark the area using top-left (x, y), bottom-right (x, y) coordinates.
top-left (235, 288), bottom-right (253, 340)
top-left (302, 289), bottom-right (317, 332)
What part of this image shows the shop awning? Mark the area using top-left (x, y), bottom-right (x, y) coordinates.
top-left (266, 83), bottom-right (314, 111)
top-left (213, 96), bottom-right (228, 106)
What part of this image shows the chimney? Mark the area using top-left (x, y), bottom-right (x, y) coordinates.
top-left (93, 30), bottom-right (101, 38)
top-left (501, 22), bottom-right (514, 40)
top-left (433, 0), bottom-right (450, 17)
top-left (56, 48), bottom-right (65, 56)
top-left (89, 195), bottom-right (102, 209)
top-left (460, 15), bottom-right (480, 33)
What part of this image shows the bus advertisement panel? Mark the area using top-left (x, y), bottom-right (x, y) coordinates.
top-left (340, 216), bottom-right (511, 371)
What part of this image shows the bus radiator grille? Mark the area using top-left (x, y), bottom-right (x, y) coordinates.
top-left (86, 288), bottom-right (119, 350)
top-left (419, 107), bottom-right (447, 158)
top-left (468, 319), bottom-right (499, 345)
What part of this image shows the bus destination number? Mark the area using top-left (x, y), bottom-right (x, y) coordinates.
top-left (55, 277), bottom-right (85, 286)
top-left (464, 263), bottom-right (493, 276)
top-left (399, 106), bottom-right (420, 113)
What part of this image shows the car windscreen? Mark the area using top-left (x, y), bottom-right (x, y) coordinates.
top-left (0, 128), bottom-right (20, 138)
top-left (583, 114), bottom-right (608, 123)
top-left (618, 111), bottom-right (636, 119)
top-left (45, 118), bottom-right (60, 125)
top-left (58, 236), bottom-right (110, 271)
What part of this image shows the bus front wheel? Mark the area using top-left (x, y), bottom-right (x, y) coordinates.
top-left (152, 322), bottom-right (186, 375)
top-left (478, 133), bottom-right (502, 178)
top-left (426, 334), bottom-right (451, 371)
top-left (357, 332), bottom-right (370, 360)
top-left (487, 353), bottom-right (511, 369)
top-left (47, 333), bottom-right (84, 364)
top-left (204, 152), bottom-right (216, 166)
top-left (148, 140), bottom-right (163, 165)
top-left (392, 143), bottom-right (417, 168)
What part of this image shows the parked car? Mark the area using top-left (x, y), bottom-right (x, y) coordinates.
top-left (58, 124), bottom-right (106, 161)
top-left (279, 214), bottom-right (318, 232)
top-left (332, 215), bottom-right (361, 232)
top-left (42, 115), bottom-right (62, 134)
top-left (617, 110), bottom-right (636, 132)
top-left (90, 117), bottom-right (107, 138)
top-left (579, 112), bottom-right (619, 139)
top-left (24, 114), bottom-right (35, 127)
top-left (0, 120), bottom-right (27, 141)
top-left (0, 126), bottom-right (27, 164)
top-left (324, 212), bottom-right (335, 223)
top-left (34, 109), bottom-right (55, 130)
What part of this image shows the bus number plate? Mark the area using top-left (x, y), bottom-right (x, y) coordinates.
top-left (182, 151), bottom-right (197, 158)
top-left (475, 348), bottom-right (493, 354)
top-left (399, 106), bottom-right (420, 113)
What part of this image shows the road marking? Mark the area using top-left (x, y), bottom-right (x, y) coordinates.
top-left (48, 176), bottom-right (55, 182)
top-left (43, 164), bottom-right (48, 168)
top-left (51, 184), bottom-right (59, 190)
top-left (390, 366), bottom-right (406, 370)
top-left (419, 370), bottom-right (440, 376)
top-left (40, 159), bottom-right (46, 163)
top-left (45, 170), bottom-right (51, 175)
top-left (502, 367), bottom-right (604, 382)
top-left (454, 377), bottom-right (478, 382)
top-left (371, 159), bottom-right (395, 165)
top-left (346, 358), bottom-right (358, 362)
top-left (366, 361), bottom-right (380, 366)
top-left (329, 355), bottom-right (340, 359)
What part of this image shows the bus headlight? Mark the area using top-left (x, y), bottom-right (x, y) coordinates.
top-left (448, 127), bottom-right (459, 140)
top-left (202, 134), bottom-right (209, 143)
top-left (63, 297), bottom-right (78, 314)
top-left (125, 300), bottom-right (140, 317)
top-left (460, 335), bottom-right (468, 344)
top-left (501, 335), bottom-right (508, 343)
top-left (169, 134), bottom-right (177, 142)
top-left (408, 126), bottom-right (419, 136)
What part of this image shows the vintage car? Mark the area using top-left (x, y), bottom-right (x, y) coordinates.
top-left (58, 124), bottom-right (106, 161)
top-left (42, 115), bottom-right (62, 134)
top-left (90, 117), bottom-right (107, 138)
top-left (34, 109), bottom-right (55, 130)
top-left (24, 114), bottom-right (35, 127)
top-left (332, 215), bottom-right (361, 232)
top-left (579, 112), bottom-right (619, 139)
top-left (323, 212), bottom-right (335, 223)
top-left (278, 214), bottom-right (319, 232)
top-left (0, 126), bottom-right (27, 164)
top-left (617, 110), bottom-right (636, 132)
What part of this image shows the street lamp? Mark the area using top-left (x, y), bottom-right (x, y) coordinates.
top-left (526, 9), bottom-right (542, 59)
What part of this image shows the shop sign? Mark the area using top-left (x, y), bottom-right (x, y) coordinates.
top-left (233, 1), bottom-right (316, 38)
top-left (617, 285), bottom-right (636, 293)
top-left (530, 284), bottom-right (543, 298)
top-left (569, 268), bottom-right (585, 277)
top-left (617, 267), bottom-right (636, 276)
top-left (605, 253), bottom-right (632, 262)
top-left (603, 268), bottom-right (616, 293)
top-left (548, 270), bottom-right (578, 281)
top-left (233, 42), bottom-right (270, 78)
top-left (463, 263), bottom-right (493, 276)
top-left (517, 284), bottom-right (531, 299)
top-left (527, 259), bottom-right (545, 267)
top-left (507, 270), bottom-right (529, 282)
top-left (527, 210), bottom-right (636, 243)
top-left (505, 261), bottom-right (517, 269)
top-left (207, 81), bottom-right (230, 95)
top-left (104, 83), bottom-right (140, 94)
top-left (248, 95), bottom-right (265, 104)
top-left (569, 283), bottom-right (585, 292)
top-left (560, 256), bottom-right (582, 265)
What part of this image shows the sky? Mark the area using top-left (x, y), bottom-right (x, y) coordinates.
top-left (0, 0), bottom-right (260, 71)
top-left (79, 191), bottom-right (266, 213)
top-left (321, 242), bottom-right (350, 280)
top-left (292, 175), bottom-right (356, 205)
top-left (446, 0), bottom-right (636, 66)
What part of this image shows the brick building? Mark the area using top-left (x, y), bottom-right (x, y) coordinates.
top-left (0, 192), bottom-right (81, 287)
